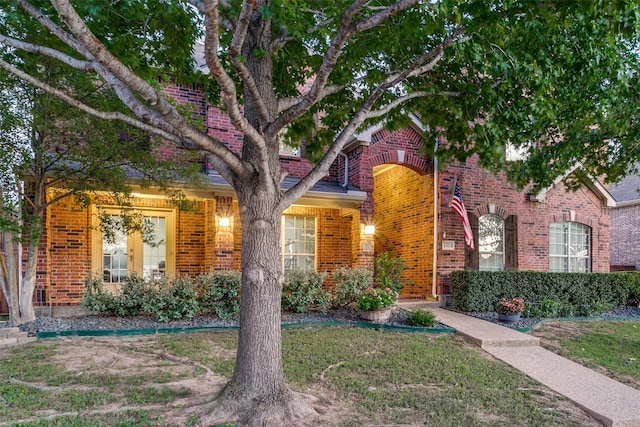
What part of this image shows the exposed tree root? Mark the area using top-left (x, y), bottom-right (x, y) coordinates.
top-left (184, 383), bottom-right (322, 427)
top-left (319, 350), bottom-right (378, 382)
top-left (151, 350), bottom-right (217, 379)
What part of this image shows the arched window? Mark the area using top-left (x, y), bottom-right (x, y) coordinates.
top-left (479, 214), bottom-right (504, 271)
top-left (549, 222), bottom-right (591, 272)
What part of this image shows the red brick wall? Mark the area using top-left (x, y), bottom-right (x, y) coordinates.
top-left (282, 205), bottom-right (353, 280)
top-left (348, 125), bottom-right (435, 297)
top-left (610, 204), bottom-right (640, 270)
top-left (176, 200), bottom-right (206, 276)
top-left (373, 166), bottom-right (434, 297)
top-left (438, 157), bottom-right (610, 292)
top-left (47, 199), bottom-right (91, 306)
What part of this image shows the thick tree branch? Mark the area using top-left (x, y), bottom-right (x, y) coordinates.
top-left (351, 0), bottom-right (419, 33)
top-left (16, 0), bottom-right (93, 58)
top-left (0, 59), bottom-right (184, 144)
top-left (44, 0), bottom-right (248, 178)
top-left (280, 11), bottom-right (461, 209)
top-left (0, 34), bottom-right (182, 142)
top-left (0, 35), bottom-right (93, 70)
top-left (270, 0), bottom-right (369, 136)
top-left (203, 0), bottom-right (269, 174)
top-left (227, 1), bottom-right (269, 124)
top-left (278, 111), bottom-right (368, 211)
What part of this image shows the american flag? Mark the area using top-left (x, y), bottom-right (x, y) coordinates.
top-left (451, 181), bottom-right (474, 250)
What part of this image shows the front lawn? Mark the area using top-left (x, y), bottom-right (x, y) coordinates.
top-left (532, 320), bottom-right (640, 390)
top-left (0, 328), bottom-right (601, 426)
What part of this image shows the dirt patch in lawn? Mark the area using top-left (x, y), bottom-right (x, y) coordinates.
top-left (0, 333), bottom-right (603, 426)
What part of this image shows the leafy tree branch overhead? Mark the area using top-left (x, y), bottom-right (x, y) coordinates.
top-left (1, 1), bottom-right (639, 425)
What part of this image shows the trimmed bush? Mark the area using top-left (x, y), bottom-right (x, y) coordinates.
top-left (153, 277), bottom-right (199, 322)
top-left (405, 309), bottom-right (436, 327)
top-left (450, 270), bottom-right (636, 315)
top-left (196, 271), bottom-right (241, 319)
top-left (80, 276), bottom-right (116, 313)
top-left (282, 270), bottom-right (330, 313)
top-left (332, 266), bottom-right (373, 308)
top-left (113, 275), bottom-right (151, 316)
top-left (81, 272), bottom-right (239, 322)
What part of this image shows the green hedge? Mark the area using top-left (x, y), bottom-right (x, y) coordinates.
top-left (449, 270), bottom-right (640, 314)
top-left (81, 271), bottom-right (241, 322)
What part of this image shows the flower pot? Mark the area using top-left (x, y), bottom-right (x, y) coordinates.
top-left (360, 307), bottom-right (392, 323)
top-left (497, 312), bottom-right (521, 325)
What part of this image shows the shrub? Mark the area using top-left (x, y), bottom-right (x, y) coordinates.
top-left (114, 275), bottom-right (153, 316)
top-left (405, 309), bottom-right (436, 327)
top-left (374, 252), bottom-right (407, 293)
top-left (282, 270), bottom-right (330, 313)
top-left (625, 272), bottom-right (640, 306)
top-left (332, 266), bottom-right (373, 308)
top-left (356, 287), bottom-right (398, 311)
top-left (80, 276), bottom-right (115, 313)
top-left (524, 298), bottom-right (565, 318)
top-left (196, 271), bottom-right (241, 319)
top-left (450, 270), bottom-right (634, 314)
top-left (153, 277), bottom-right (199, 322)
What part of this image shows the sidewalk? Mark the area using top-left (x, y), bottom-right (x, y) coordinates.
top-left (428, 308), bottom-right (640, 427)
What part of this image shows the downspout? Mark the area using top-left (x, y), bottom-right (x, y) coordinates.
top-left (432, 145), bottom-right (439, 300)
top-left (339, 152), bottom-right (349, 188)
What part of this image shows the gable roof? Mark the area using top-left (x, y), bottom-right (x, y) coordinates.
top-left (609, 165), bottom-right (640, 206)
top-left (528, 162), bottom-right (616, 207)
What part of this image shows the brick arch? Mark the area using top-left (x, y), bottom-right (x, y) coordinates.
top-left (368, 151), bottom-right (428, 175)
top-left (551, 210), bottom-right (594, 228)
top-left (474, 204), bottom-right (508, 219)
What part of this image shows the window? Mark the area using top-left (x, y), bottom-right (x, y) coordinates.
top-left (281, 215), bottom-right (316, 273)
top-left (505, 142), bottom-right (529, 162)
top-left (279, 125), bottom-right (302, 157)
top-left (479, 214), bottom-right (504, 271)
top-left (92, 208), bottom-right (175, 293)
top-left (279, 142), bottom-right (301, 157)
top-left (549, 222), bottom-right (591, 272)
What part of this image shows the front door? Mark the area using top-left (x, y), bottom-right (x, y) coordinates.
top-left (93, 208), bottom-right (175, 294)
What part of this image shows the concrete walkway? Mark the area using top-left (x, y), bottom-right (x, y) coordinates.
top-left (427, 308), bottom-right (640, 427)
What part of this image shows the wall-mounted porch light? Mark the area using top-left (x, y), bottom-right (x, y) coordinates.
top-left (216, 215), bottom-right (233, 232)
top-left (363, 224), bottom-right (376, 236)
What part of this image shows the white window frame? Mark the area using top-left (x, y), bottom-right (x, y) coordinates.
top-left (549, 221), bottom-right (591, 272)
top-left (281, 215), bottom-right (316, 273)
top-left (479, 214), bottom-right (505, 271)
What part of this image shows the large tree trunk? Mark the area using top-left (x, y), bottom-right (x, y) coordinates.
top-left (196, 191), bottom-right (317, 426)
top-left (0, 231), bottom-right (23, 326)
top-left (18, 241), bottom-right (38, 323)
top-left (195, 5), bottom-right (318, 424)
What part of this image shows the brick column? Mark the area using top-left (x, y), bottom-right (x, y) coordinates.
top-left (214, 196), bottom-right (235, 271)
top-left (351, 206), bottom-right (375, 268)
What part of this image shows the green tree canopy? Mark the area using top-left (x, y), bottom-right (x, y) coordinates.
top-left (1, 1), bottom-right (639, 425)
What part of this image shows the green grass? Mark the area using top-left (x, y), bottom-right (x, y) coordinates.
top-left (0, 327), bottom-right (604, 426)
top-left (535, 321), bottom-right (640, 387)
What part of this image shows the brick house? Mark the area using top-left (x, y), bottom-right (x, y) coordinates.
top-left (3, 82), bottom-right (616, 314)
top-left (609, 169), bottom-right (640, 271)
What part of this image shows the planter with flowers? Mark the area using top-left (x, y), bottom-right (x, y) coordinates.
top-left (356, 287), bottom-right (399, 323)
top-left (496, 297), bottom-right (525, 325)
